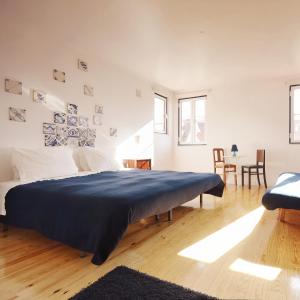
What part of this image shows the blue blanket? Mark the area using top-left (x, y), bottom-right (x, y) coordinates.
top-left (262, 173), bottom-right (300, 210)
top-left (5, 170), bottom-right (224, 265)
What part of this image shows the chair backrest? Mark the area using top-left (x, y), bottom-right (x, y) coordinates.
top-left (213, 148), bottom-right (225, 164)
top-left (256, 149), bottom-right (265, 166)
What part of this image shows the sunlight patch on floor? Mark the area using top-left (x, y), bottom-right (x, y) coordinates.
top-left (178, 206), bottom-right (265, 263)
top-left (229, 258), bottom-right (281, 281)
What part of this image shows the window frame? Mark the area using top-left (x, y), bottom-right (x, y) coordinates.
top-left (154, 93), bottom-right (168, 135)
top-left (178, 95), bottom-right (207, 146)
top-left (289, 85), bottom-right (300, 144)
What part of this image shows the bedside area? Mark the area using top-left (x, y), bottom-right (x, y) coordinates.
top-left (123, 159), bottom-right (152, 170)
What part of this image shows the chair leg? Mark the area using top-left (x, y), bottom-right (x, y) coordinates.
top-left (263, 168), bottom-right (267, 188)
top-left (248, 168), bottom-right (251, 189)
top-left (241, 167), bottom-right (244, 186)
top-left (168, 210), bottom-right (173, 222)
top-left (200, 194), bottom-right (203, 208)
top-left (234, 173), bottom-right (237, 186)
top-left (223, 167), bottom-right (226, 186)
top-left (256, 167), bottom-right (261, 186)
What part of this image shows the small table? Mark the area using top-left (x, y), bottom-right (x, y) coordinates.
top-left (123, 159), bottom-right (151, 170)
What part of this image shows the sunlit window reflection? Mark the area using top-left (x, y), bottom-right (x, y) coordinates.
top-left (229, 258), bottom-right (281, 281)
top-left (178, 206), bottom-right (265, 263)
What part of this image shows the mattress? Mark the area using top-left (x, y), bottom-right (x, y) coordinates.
top-left (262, 172), bottom-right (300, 210)
top-left (0, 171), bottom-right (95, 216)
top-left (5, 170), bottom-right (224, 265)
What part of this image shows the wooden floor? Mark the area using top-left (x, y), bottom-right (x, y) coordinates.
top-left (1, 186), bottom-right (300, 299)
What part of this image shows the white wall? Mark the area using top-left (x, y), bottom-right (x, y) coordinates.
top-left (0, 25), bottom-right (174, 181)
top-left (173, 78), bottom-right (300, 186)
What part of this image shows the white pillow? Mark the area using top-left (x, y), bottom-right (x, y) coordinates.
top-left (74, 148), bottom-right (91, 171)
top-left (12, 148), bottom-right (78, 181)
top-left (82, 148), bottom-right (121, 172)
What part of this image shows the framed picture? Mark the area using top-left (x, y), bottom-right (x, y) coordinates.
top-left (78, 59), bottom-right (88, 72)
top-left (9, 107), bottom-right (26, 122)
top-left (67, 103), bottom-right (78, 115)
top-left (33, 89), bottom-right (46, 103)
top-left (53, 69), bottom-right (66, 82)
top-left (67, 115), bottom-right (78, 126)
top-left (54, 112), bottom-right (66, 124)
top-left (5, 79), bottom-right (22, 95)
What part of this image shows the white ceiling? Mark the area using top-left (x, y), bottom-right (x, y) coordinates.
top-left (2, 0), bottom-right (300, 91)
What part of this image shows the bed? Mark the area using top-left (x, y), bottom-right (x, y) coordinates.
top-left (262, 172), bottom-right (300, 221)
top-left (4, 169), bottom-right (224, 265)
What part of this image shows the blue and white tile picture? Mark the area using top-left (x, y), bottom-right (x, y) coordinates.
top-left (67, 103), bottom-right (78, 115)
top-left (43, 123), bottom-right (56, 135)
top-left (44, 134), bottom-right (58, 146)
top-left (109, 128), bottom-right (117, 137)
top-left (9, 107), bottom-right (26, 122)
top-left (95, 105), bottom-right (103, 114)
top-left (88, 128), bottom-right (96, 139)
top-left (54, 112), bottom-right (66, 124)
top-left (67, 127), bottom-right (79, 138)
top-left (79, 116), bottom-right (88, 127)
top-left (67, 115), bottom-right (78, 126)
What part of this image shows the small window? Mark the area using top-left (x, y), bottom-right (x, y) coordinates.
top-left (154, 93), bottom-right (167, 134)
top-left (290, 85), bottom-right (300, 143)
top-left (178, 96), bottom-right (206, 145)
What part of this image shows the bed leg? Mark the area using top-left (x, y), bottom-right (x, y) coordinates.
top-left (278, 208), bottom-right (286, 222)
top-left (155, 214), bottom-right (160, 222)
top-left (79, 251), bottom-right (87, 258)
top-left (2, 223), bottom-right (8, 232)
top-left (168, 210), bottom-right (173, 222)
top-left (200, 194), bottom-right (203, 208)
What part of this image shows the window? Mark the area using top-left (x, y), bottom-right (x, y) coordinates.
top-left (178, 96), bottom-right (206, 145)
top-left (290, 85), bottom-right (300, 143)
top-left (154, 93), bottom-right (167, 134)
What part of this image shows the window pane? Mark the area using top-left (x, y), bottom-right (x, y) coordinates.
top-left (154, 94), bottom-right (167, 133)
top-left (195, 99), bottom-right (205, 143)
top-left (294, 89), bottom-right (300, 114)
top-left (179, 96), bottom-right (206, 145)
top-left (293, 114), bottom-right (300, 141)
top-left (180, 100), bottom-right (192, 144)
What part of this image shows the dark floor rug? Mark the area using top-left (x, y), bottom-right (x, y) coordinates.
top-left (70, 266), bottom-right (219, 300)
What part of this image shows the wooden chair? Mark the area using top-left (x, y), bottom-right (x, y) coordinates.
top-left (241, 149), bottom-right (267, 189)
top-left (213, 148), bottom-right (237, 186)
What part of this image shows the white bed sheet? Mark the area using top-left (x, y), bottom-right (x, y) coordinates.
top-left (0, 171), bottom-right (96, 216)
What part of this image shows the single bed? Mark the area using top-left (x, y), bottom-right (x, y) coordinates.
top-left (4, 169), bottom-right (224, 265)
top-left (262, 172), bottom-right (300, 221)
